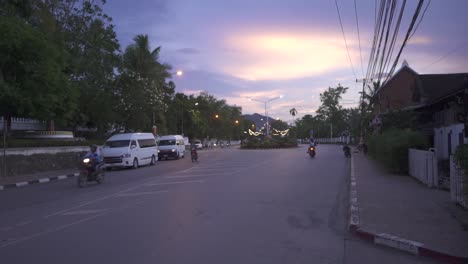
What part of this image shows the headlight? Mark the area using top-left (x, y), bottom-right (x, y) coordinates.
top-left (83, 158), bottom-right (90, 163)
top-left (122, 153), bottom-right (131, 158)
top-left (157, 150), bottom-right (160, 153)
top-left (171, 149), bottom-right (176, 152)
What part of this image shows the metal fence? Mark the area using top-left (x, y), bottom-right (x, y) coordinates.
top-left (0, 117), bottom-right (46, 131)
top-left (408, 149), bottom-right (438, 188)
top-left (315, 136), bottom-right (350, 144)
top-left (450, 156), bottom-right (468, 209)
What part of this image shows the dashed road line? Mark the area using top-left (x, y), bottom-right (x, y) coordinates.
top-left (144, 180), bottom-right (204, 186)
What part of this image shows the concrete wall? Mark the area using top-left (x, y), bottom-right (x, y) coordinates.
top-left (0, 146), bottom-right (88, 177)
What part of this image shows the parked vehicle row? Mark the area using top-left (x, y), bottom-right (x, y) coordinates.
top-left (100, 133), bottom-right (189, 171)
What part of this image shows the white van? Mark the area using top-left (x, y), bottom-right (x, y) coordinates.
top-left (102, 133), bottom-right (158, 169)
top-left (157, 135), bottom-right (185, 160)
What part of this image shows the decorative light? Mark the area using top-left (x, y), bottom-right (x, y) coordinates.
top-left (272, 128), bottom-right (290, 137)
top-left (248, 129), bottom-right (263, 136)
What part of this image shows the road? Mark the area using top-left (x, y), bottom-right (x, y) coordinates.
top-left (0, 145), bottom-right (437, 263)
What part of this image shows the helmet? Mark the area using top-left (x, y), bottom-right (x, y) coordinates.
top-left (90, 144), bottom-right (98, 150)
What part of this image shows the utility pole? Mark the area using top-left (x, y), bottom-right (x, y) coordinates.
top-left (356, 78), bottom-right (373, 145)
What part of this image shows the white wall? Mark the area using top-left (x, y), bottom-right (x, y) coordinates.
top-left (434, 124), bottom-right (464, 160)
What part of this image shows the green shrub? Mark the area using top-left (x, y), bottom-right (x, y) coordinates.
top-left (240, 138), bottom-right (297, 149)
top-left (454, 144), bottom-right (468, 194)
top-left (368, 129), bottom-right (427, 174)
top-left (4, 139), bottom-right (104, 148)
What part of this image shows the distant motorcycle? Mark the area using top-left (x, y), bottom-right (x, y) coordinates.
top-left (308, 146), bottom-right (316, 158)
top-left (191, 147), bottom-right (198, 162)
top-left (77, 157), bottom-right (105, 187)
top-left (343, 145), bottom-right (351, 158)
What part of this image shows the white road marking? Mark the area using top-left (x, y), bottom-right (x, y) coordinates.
top-left (1, 211), bottom-right (111, 248)
top-left (57, 175), bottom-right (67, 180)
top-left (16, 221), bottom-right (32, 227)
top-left (144, 180), bottom-right (204, 186)
top-left (164, 174), bottom-right (213, 179)
top-left (16, 182), bottom-right (28, 187)
top-left (61, 209), bottom-right (110, 216)
top-left (114, 190), bottom-right (168, 197)
top-left (38, 178), bottom-right (50, 183)
top-left (43, 184), bottom-right (146, 218)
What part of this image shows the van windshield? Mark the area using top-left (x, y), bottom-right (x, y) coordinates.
top-left (105, 140), bottom-right (130, 148)
top-left (158, 139), bottom-right (176, 146)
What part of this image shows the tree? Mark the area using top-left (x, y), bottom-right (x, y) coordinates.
top-left (117, 34), bottom-right (173, 132)
top-left (0, 15), bottom-right (77, 131)
top-left (316, 84), bottom-right (348, 137)
top-left (289, 108), bottom-right (298, 126)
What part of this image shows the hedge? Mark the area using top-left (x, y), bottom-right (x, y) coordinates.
top-left (368, 129), bottom-right (428, 174)
top-left (454, 144), bottom-right (468, 194)
top-left (2, 139), bottom-right (104, 148)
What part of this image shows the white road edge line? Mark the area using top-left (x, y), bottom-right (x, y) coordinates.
top-left (38, 178), bottom-right (50, 183)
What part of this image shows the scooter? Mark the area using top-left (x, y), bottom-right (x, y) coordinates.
top-left (308, 146), bottom-right (316, 158)
top-left (191, 148), bottom-right (198, 162)
top-left (77, 157), bottom-right (105, 187)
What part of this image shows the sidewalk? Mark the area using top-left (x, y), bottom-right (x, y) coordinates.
top-left (351, 151), bottom-right (468, 262)
top-left (0, 169), bottom-right (78, 190)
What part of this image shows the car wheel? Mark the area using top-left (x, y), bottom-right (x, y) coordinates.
top-left (132, 158), bottom-right (139, 169)
top-left (150, 155), bottom-right (156, 165)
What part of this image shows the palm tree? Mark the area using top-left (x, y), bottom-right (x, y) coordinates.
top-left (289, 108), bottom-right (298, 126)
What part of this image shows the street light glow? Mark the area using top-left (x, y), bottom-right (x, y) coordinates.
top-left (176, 70), bottom-right (183, 76)
top-left (194, 102), bottom-right (199, 106)
top-left (235, 120), bottom-right (239, 124)
top-left (215, 114), bottom-right (219, 118)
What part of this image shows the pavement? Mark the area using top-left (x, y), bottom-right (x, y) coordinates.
top-left (0, 145), bottom-right (438, 263)
top-left (350, 150), bottom-right (468, 263)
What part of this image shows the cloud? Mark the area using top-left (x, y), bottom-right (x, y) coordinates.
top-left (176, 48), bottom-right (201, 54)
top-left (407, 36), bottom-right (432, 45)
top-left (217, 31), bottom-right (360, 81)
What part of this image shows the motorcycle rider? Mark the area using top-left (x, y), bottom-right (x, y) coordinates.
top-left (343, 144), bottom-right (351, 157)
top-left (84, 144), bottom-right (101, 173)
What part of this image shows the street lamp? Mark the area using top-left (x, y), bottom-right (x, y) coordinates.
top-left (248, 95), bottom-right (283, 136)
top-left (176, 70), bottom-right (183, 76)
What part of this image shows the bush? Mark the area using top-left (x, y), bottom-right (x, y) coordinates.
top-left (241, 138), bottom-right (298, 149)
top-left (368, 129), bottom-right (428, 174)
top-left (4, 138), bottom-right (104, 148)
top-left (454, 144), bottom-right (468, 194)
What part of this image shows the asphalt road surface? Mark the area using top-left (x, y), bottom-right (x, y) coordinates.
top-left (0, 145), bottom-right (437, 263)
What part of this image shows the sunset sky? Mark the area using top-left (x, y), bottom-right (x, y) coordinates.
top-left (105, 0), bottom-right (468, 122)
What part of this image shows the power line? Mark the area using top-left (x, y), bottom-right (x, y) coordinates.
top-left (334, 0), bottom-right (358, 81)
top-left (385, 0), bottom-right (425, 83)
top-left (410, 0), bottom-right (431, 39)
top-left (422, 43), bottom-right (467, 71)
top-left (354, 0), bottom-right (365, 76)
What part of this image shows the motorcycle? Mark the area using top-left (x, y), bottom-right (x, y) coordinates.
top-left (77, 157), bottom-right (105, 187)
top-left (343, 146), bottom-right (351, 158)
top-left (191, 148), bottom-right (198, 162)
top-left (308, 146), bottom-right (316, 158)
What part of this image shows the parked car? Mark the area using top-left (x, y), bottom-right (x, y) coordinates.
top-left (102, 133), bottom-right (158, 169)
top-left (158, 135), bottom-right (186, 160)
top-left (193, 139), bottom-right (203, 149)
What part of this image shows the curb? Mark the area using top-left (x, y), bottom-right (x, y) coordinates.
top-left (0, 172), bottom-right (80, 191)
top-left (348, 153), bottom-right (468, 264)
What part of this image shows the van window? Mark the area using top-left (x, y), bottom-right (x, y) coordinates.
top-left (138, 139), bottom-right (156, 148)
top-left (105, 140), bottom-right (130, 148)
top-left (159, 139), bottom-right (176, 146)
top-left (131, 140), bottom-right (137, 148)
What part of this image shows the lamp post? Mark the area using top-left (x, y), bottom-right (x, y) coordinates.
top-left (249, 96), bottom-right (283, 136)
